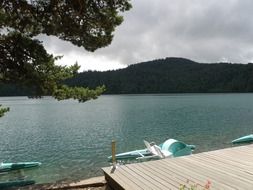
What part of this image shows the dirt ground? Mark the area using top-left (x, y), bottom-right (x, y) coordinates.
top-left (13, 176), bottom-right (112, 190)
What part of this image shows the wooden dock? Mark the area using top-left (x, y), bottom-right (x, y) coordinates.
top-left (102, 144), bottom-right (253, 189)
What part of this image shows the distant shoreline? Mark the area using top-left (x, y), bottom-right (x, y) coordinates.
top-left (2, 57), bottom-right (253, 96)
top-left (1, 92), bottom-right (253, 98)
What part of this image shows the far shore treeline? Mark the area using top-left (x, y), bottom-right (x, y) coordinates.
top-left (1, 57), bottom-right (253, 96)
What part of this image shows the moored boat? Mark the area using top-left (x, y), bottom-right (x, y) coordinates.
top-left (108, 138), bottom-right (195, 161)
top-left (232, 134), bottom-right (253, 144)
top-left (0, 162), bottom-right (41, 173)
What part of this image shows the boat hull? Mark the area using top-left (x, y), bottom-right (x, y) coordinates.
top-left (0, 162), bottom-right (41, 173)
top-left (108, 149), bottom-right (152, 161)
top-left (232, 134), bottom-right (253, 144)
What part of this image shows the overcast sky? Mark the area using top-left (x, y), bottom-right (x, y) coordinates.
top-left (39, 0), bottom-right (253, 71)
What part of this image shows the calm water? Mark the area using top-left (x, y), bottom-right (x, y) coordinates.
top-left (0, 94), bottom-right (253, 183)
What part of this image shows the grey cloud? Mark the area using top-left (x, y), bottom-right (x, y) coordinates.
top-left (40, 0), bottom-right (253, 69)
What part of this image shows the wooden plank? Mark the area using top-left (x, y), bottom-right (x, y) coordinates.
top-left (160, 158), bottom-right (234, 190)
top-left (219, 145), bottom-right (253, 153)
top-left (104, 172), bottom-right (124, 190)
top-left (222, 148), bottom-right (253, 158)
top-left (211, 150), bottom-right (253, 165)
top-left (162, 157), bottom-right (238, 189)
top-left (127, 163), bottom-right (169, 190)
top-left (202, 151), bottom-right (251, 168)
top-left (198, 153), bottom-right (252, 173)
top-left (206, 148), bottom-right (253, 162)
top-left (206, 152), bottom-right (253, 166)
top-left (141, 160), bottom-right (192, 188)
top-left (103, 167), bottom-right (142, 190)
top-left (103, 167), bottom-right (135, 190)
top-left (194, 154), bottom-right (253, 180)
top-left (118, 165), bottom-right (153, 190)
top-left (245, 144), bottom-right (253, 148)
top-left (228, 148), bottom-right (253, 158)
top-left (179, 156), bottom-right (253, 189)
top-left (136, 161), bottom-right (181, 189)
top-left (145, 159), bottom-right (218, 190)
top-left (189, 154), bottom-right (253, 181)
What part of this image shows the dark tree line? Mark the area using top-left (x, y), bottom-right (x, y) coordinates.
top-left (2, 57), bottom-right (253, 95)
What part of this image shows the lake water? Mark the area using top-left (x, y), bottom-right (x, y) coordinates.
top-left (0, 94), bottom-right (253, 183)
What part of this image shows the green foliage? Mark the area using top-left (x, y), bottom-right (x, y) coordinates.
top-left (1, 0), bottom-right (131, 51)
top-left (0, 105), bottom-right (9, 117)
top-left (0, 31), bottom-right (106, 100)
top-left (63, 58), bottom-right (253, 94)
top-left (53, 85), bottom-right (106, 102)
top-left (0, 0), bottom-right (131, 102)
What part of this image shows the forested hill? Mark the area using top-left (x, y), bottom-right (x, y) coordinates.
top-left (65, 57), bottom-right (253, 94)
top-left (1, 57), bottom-right (253, 96)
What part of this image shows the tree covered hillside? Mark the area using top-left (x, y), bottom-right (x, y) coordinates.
top-left (65, 57), bottom-right (253, 94)
top-left (1, 57), bottom-right (253, 95)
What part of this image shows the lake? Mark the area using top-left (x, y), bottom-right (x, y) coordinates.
top-left (0, 94), bottom-right (253, 183)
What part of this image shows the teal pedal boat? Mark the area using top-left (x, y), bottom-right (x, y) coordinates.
top-left (108, 138), bottom-right (195, 161)
top-left (0, 162), bottom-right (41, 173)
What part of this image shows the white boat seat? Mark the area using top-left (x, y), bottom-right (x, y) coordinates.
top-left (144, 140), bottom-right (172, 158)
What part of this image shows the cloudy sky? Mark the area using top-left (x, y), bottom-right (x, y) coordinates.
top-left (39, 0), bottom-right (253, 71)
